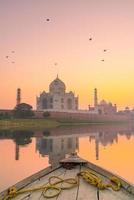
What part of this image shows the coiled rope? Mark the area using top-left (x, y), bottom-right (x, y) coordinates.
top-left (78, 170), bottom-right (121, 191)
top-left (2, 170), bottom-right (121, 200)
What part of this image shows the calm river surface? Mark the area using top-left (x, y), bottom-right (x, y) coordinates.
top-left (0, 124), bottom-right (134, 192)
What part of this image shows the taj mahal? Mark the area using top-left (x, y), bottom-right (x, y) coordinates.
top-left (36, 75), bottom-right (117, 115)
top-left (36, 75), bottom-right (79, 111)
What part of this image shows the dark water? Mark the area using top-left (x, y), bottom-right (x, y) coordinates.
top-left (0, 123), bottom-right (134, 192)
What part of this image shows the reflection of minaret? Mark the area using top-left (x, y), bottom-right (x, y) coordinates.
top-left (95, 137), bottom-right (99, 160)
top-left (15, 143), bottom-right (20, 160)
top-left (94, 88), bottom-right (98, 107)
top-left (16, 88), bottom-right (21, 105)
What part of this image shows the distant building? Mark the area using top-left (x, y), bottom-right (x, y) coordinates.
top-left (89, 88), bottom-right (117, 114)
top-left (124, 107), bottom-right (131, 114)
top-left (36, 75), bottom-right (78, 111)
top-left (97, 100), bottom-right (117, 114)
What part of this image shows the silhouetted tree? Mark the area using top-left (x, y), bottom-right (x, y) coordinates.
top-left (0, 113), bottom-right (4, 120)
top-left (0, 112), bottom-right (11, 119)
top-left (43, 129), bottom-right (50, 136)
top-left (43, 111), bottom-right (50, 118)
top-left (13, 103), bottom-right (34, 118)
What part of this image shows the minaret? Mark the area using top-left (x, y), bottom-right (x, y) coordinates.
top-left (94, 88), bottom-right (98, 107)
top-left (16, 88), bottom-right (21, 105)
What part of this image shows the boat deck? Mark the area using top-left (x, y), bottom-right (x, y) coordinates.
top-left (2, 164), bottom-right (133, 200)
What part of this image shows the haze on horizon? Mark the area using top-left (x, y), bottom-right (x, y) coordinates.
top-left (0, 0), bottom-right (134, 110)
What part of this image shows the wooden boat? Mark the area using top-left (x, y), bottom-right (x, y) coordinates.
top-left (0, 153), bottom-right (134, 200)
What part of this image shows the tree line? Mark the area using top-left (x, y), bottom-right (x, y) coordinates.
top-left (0, 103), bottom-right (50, 119)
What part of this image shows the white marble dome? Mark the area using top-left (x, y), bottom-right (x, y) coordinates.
top-left (49, 75), bottom-right (66, 94)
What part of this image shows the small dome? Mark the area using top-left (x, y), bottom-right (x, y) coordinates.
top-left (41, 91), bottom-right (46, 95)
top-left (49, 75), bottom-right (66, 94)
top-left (100, 100), bottom-right (107, 105)
top-left (69, 91), bottom-right (74, 95)
top-left (108, 102), bottom-right (112, 106)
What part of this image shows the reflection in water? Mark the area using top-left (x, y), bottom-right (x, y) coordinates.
top-left (0, 123), bottom-right (134, 191)
top-left (35, 127), bottom-right (134, 163)
top-left (0, 130), bottom-right (34, 160)
top-left (13, 130), bottom-right (33, 160)
top-left (89, 131), bottom-right (118, 160)
top-left (36, 137), bottom-right (79, 166)
top-left (0, 125), bottom-right (134, 164)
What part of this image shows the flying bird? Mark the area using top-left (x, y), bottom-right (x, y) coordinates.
top-left (46, 18), bottom-right (50, 22)
top-left (103, 49), bottom-right (107, 52)
top-left (54, 62), bottom-right (58, 66)
top-left (6, 56), bottom-right (9, 58)
top-left (89, 37), bottom-right (92, 41)
top-left (101, 59), bottom-right (105, 62)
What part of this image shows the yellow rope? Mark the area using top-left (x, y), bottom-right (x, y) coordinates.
top-left (78, 170), bottom-right (122, 191)
top-left (2, 170), bottom-right (122, 200)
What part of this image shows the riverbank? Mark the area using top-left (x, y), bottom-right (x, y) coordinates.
top-left (0, 118), bottom-right (130, 130)
top-left (0, 119), bottom-right (60, 130)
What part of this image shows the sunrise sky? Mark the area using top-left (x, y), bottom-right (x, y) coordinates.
top-left (0, 0), bottom-right (134, 110)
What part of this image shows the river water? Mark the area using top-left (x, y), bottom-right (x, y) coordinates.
top-left (0, 123), bottom-right (134, 192)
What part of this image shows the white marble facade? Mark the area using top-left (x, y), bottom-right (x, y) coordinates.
top-left (36, 76), bottom-right (78, 111)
